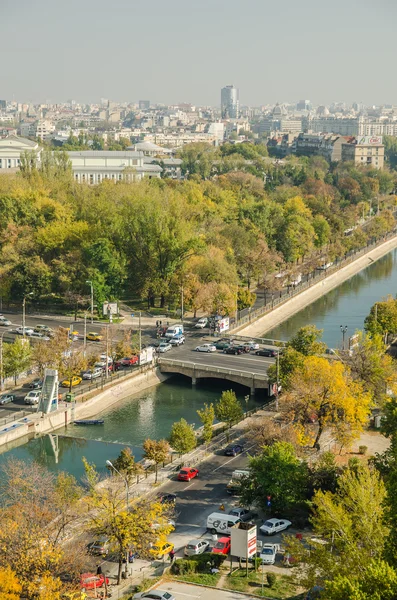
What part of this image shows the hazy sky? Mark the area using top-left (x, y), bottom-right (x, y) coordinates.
top-left (1, 0), bottom-right (395, 106)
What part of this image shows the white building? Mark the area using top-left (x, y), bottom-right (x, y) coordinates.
top-left (68, 151), bottom-right (162, 184)
top-left (0, 135), bottom-right (40, 170)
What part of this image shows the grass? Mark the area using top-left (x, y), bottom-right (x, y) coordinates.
top-left (172, 572), bottom-right (221, 586)
top-left (226, 570), bottom-right (303, 599)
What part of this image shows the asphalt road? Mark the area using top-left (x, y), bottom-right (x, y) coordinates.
top-left (147, 581), bottom-right (256, 600)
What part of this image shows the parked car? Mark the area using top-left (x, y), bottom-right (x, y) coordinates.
top-left (259, 543), bottom-right (280, 565)
top-left (224, 443), bottom-right (244, 456)
top-left (212, 536), bottom-right (231, 555)
top-left (24, 390), bottom-right (41, 405)
top-left (234, 344), bottom-right (250, 354)
top-left (177, 467), bottom-right (199, 481)
top-left (184, 539), bottom-right (210, 556)
top-left (82, 368), bottom-right (103, 380)
top-left (223, 346), bottom-right (242, 355)
top-left (150, 541), bottom-right (174, 560)
top-left (157, 342), bottom-right (172, 353)
top-left (15, 326), bottom-right (34, 336)
top-left (157, 493), bottom-right (176, 505)
top-left (86, 332), bottom-right (103, 341)
top-left (120, 356), bottom-right (139, 366)
top-left (34, 324), bottom-right (54, 336)
top-left (246, 340), bottom-right (259, 350)
top-left (0, 393), bottom-right (14, 405)
top-left (0, 317), bottom-right (11, 326)
top-left (195, 343), bottom-right (216, 353)
top-left (194, 318), bottom-right (208, 329)
top-left (214, 340), bottom-right (231, 350)
top-left (133, 591), bottom-right (175, 600)
top-left (87, 536), bottom-right (110, 556)
top-left (260, 518), bottom-right (291, 535)
top-left (169, 334), bottom-right (185, 346)
top-left (80, 572), bottom-right (109, 591)
top-left (29, 378), bottom-right (43, 389)
top-left (60, 376), bottom-right (82, 388)
top-left (256, 348), bottom-right (278, 357)
top-left (228, 507), bottom-right (256, 522)
top-left (30, 332), bottom-right (50, 340)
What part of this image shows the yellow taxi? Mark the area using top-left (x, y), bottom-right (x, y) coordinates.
top-left (61, 375), bottom-right (82, 388)
top-left (150, 540), bottom-right (174, 560)
top-left (86, 332), bottom-right (103, 342)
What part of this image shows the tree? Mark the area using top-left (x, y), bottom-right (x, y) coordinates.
top-left (237, 288), bottom-right (256, 310)
top-left (282, 355), bottom-right (371, 447)
top-left (169, 418), bottom-right (197, 456)
top-left (325, 560), bottom-right (397, 600)
top-left (364, 295), bottom-right (397, 337)
top-left (309, 451), bottom-right (341, 494)
top-left (288, 325), bottom-right (326, 356)
top-left (3, 338), bottom-right (32, 384)
top-left (142, 439), bottom-right (170, 483)
top-left (0, 567), bottom-right (22, 600)
top-left (59, 348), bottom-right (87, 392)
top-left (197, 403), bottom-right (215, 445)
top-left (239, 442), bottom-right (308, 513)
top-left (267, 347), bottom-right (304, 388)
top-left (31, 329), bottom-right (70, 376)
top-left (214, 390), bottom-right (243, 436)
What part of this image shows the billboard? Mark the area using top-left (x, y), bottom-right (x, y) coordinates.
top-left (356, 135), bottom-right (383, 146)
top-left (216, 317), bottom-right (230, 333)
top-left (103, 302), bottom-right (118, 316)
top-left (231, 523), bottom-right (257, 559)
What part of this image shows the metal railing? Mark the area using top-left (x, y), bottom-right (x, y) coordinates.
top-left (0, 409), bottom-right (34, 427)
top-left (157, 358), bottom-right (268, 381)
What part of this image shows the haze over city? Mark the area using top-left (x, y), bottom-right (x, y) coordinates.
top-left (1, 0), bottom-right (396, 105)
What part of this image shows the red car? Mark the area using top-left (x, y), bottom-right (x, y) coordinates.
top-left (177, 467), bottom-right (199, 481)
top-left (120, 356), bottom-right (139, 366)
top-left (80, 573), bottom-right (109, 590)
top-left (212, 537), bottom-right (231, 555)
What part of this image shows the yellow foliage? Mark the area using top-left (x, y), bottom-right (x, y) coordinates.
top-left (0, 566), bottom-right (22, 600)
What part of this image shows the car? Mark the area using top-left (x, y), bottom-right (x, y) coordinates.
top-left (120, 356), bottom-right (139, 366)
top-left (223, 346), bottom-right (242, 355)
top-left (246, 340), bottom-right (259, 350)
top-left (150, 540), bottom-right (174, 560)
top-left (157, 342), bottom-right (172, 353)
top-left (0, 317), bottom-right (11, 326)
top-left (169, 334), bottom-right (185, 346)
top-left (133, 591), bottom-right (175, 600)
top-left (260, 518), bottom-right (292, 536)
top-left (255, 348), bottom-right (279, 357)
top-left (177, 467), bottom-right (199, 481)
top-left (82, 368), bottom-right (103, 380)
top-left (0, 393), bottom-right (14, 405)
top-left (234, 344), bottom-right (250, 353)
top-left (194, 318), bottom-right (208, 329)
top-left (15, 326), bottom-right (34, 336)
top-left (28, 378), bottom-right (43, 389)
top-left (184, 539), bottom-right (210, 556)
top-left (224, 443), bottom-right (244, 456)
top-left (80, 572), bottom-right (110, 591)
top-left (34, 324), bottom-right (54, 335)
top-left (150, 518), bottom-right (176, 531)
top-left (213, 340), bottom-right (231, 350)
top-left (60, 375), bottom-right (82, 388)
top-left (195, 343), bottom-right (216, 353)
top-left (228, 507), bottom-right (257, 522)
top-left (24, 390), bottom-right (41, 405)
top-left (212, 536), bottom-right (231, 555)
top-left (30, 332), bottom-right (50, 340)
top-left (157, 493), bottom-right (176, 505)
top-left (86, 332), bottom-right (103, 341)
top-left (87, 536), bottom-right (110, 556)
top-left (259, 543), bottom-right (280, 565)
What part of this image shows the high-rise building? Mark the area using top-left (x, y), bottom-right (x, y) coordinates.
top-left (221, 85), bottom-right (239, 119)
top-left (0, 100), bottom-right (6, 110)
top-left (139, 100), bottom-right (150, 110)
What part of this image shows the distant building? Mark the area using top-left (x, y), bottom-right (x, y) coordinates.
top-left (0, 100), bottom-right (6, 110)
top-left (221, 85), bottom-right (239, 119)
top-left (0, 135), bottom-right (41, 170)
top-left (296, 99), bottom-right (311, 111)
top-left (131, 141), bottom-right (172, 156)
top-left (139, 100), bottom-right (150, 110)
top-left (342, 136), bottom-right (384, 169)
top-left (68, 150), bottom-right (162, 184)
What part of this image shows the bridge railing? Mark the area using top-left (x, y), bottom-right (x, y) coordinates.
top-left (157, 358), bottom-right (268, 381)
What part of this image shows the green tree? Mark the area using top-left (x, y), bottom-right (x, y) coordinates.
top-left (288, 325), bottom-right (326, 356)
top-left (214, 390), bottom-right (243, 437)
top-left (142, 439), bottom-right (170, 483)
top-left (325, 560), bottom-right (397, 600)
top-left (197, 403), bottom-right (215, 445)
top-left (237, 288), bottom-right (256, 310)
top-left (365, 296), bottom-right (397, 337)
top-left (109, 447), bottom-right (144, 485)
top-left (267, 347), bottom-right (304, 388)
top-left (3, 338), bottom-right (32, 384)
top-left (169, 418), bottom-right (197, 456)
top-left (239, 442), bottom-right (308, 513)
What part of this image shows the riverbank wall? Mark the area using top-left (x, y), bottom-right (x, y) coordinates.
top-left (236, 233), bottom-right (397, 339)
top-left (0, 366), bottom-right (169, 449)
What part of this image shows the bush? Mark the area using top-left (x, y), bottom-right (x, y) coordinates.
top-left (359, 445), bottom-right (368, 455)
top-left (267, 572), bottom-right (277, 588)
top-left (171, 553), bottom-right (226, 576)
top-left (253, 556), bottom-right (262, 571)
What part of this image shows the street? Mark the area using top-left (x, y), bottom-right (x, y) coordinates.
top-left (143, 581), bottom-right (257, 599)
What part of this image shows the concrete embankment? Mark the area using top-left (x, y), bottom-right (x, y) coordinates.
top-left (237, 234), bottom-right (397, 339)
top-left (0, 367), bottom-right (169, 450)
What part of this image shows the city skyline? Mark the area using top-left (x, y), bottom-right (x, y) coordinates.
top-left (1, 0), bottom-right (396, 106)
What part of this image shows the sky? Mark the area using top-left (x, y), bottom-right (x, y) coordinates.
top-left (0, 0), bottom-right (396, 107)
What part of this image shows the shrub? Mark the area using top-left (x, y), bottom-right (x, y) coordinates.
top-left (267, 572), bottom-right (277, 588)
top-left (359, 445), bottom-right (368, 455)
top-left (171, 553), bottom-right (226, 575)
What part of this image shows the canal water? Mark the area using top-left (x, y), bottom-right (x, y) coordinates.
top-left (264, 249), bottom-right (397, 348)
top-left (0, 378), bottom-right (258, 480)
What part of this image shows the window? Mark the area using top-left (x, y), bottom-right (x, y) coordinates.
top-left (7, 159), bottom-right (11, 168)
top-left (75, 174), bottom-right (79, 181)
top-left (97, 174), bottom-right (101, 183)
top-left (0, 159), bottom-right (2, 168)
top-left (118, 174), bottom-right (122, 181)
top-left (82, 174), bottom-right (86, 182)
top-left (89, 174), bottom-right (94, 184)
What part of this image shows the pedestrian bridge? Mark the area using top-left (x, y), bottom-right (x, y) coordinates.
top-left (157, 358), bottom-right (270, 395)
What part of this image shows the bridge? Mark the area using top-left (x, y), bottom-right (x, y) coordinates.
top-left (157, 357), bottom-right (270, 395)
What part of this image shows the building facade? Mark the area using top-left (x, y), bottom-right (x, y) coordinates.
top-left (0, 135), bottom-right (41, 170)
top-left (342, 136), bottom-right (384, 169)
top-left (221, 85), bottom-right (239, 119)
top-left (68, 151), bottom-right (162, 184)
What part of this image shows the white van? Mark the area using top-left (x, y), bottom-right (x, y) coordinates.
top-left (165, 324), bottom-right (184, 339)
top-left (206, 512), bottom-right (241, 535)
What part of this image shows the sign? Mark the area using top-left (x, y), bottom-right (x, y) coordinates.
top-left (216, 317), bottom-right (230, 333)
top-left (356, 135), bottom-right (383, 146)
top-left (103, 302), bottom-right (118, 316)
top-left (231, 523), bottom-right (257, 559)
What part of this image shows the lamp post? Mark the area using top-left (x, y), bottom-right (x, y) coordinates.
top-left (86, 280), bottom-right (94, 324)
top-left (106, 460), bottom-right (129, 509)
top-left (340, 325), bottom-right (348, 351)
top-left (22, 293), bottom-right (33, 337)
top-left (0, 330), bottom-right (7, 391)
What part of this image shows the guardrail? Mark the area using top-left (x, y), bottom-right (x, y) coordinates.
top-left (157, 358), bottom-right (268, 381)
top-left (0, 409), bottom-right (35, 427)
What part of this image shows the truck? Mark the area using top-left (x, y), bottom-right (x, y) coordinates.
top-left (226, 469), bottom-right (250, 495)
top-left (206, 512), bottom-right (241, 535)
top-left (164, 324), bottom-right (184, 339)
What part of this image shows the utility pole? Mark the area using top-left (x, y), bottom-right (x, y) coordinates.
top-left (86, 280), bottom-right (94, 324)
top-left (105, 326), bottom-right (109, 379)
top-left (83, 313), bottom-right (87, 356)
top-left (139, 311), bottom-right (142, 355)
top-left (0, 331), bottom-right (5, 391)
top-left (340, 325), bottom-right (348, 351)
top-left (22, 293), bottom-right (33, 338)
top-left (181, 285), bottom-right (184, 325)
top-left (276, 350), bottom-right (280, 412)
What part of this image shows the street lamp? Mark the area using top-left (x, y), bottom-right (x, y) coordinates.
top-left (86, 280), bottom-right (94, 324)
top-left (340, 325), bottom-right (348, 351)
top-left (0, 330), bottom-right (7, 391)
top-left (106, 460), bottom-right (129, 509)
top-left (22, 292), bottom-right (33, 337)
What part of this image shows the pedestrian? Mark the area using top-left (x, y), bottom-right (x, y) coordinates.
top-left (96, 564), bottom-right (102, 576)
top-left (169, 549), bottom-right (175, 563)
top-left (156, 320), bottom-right (159, 328)
top-left (159, 320), bottom-right (162, 326)
top-left (128, 550), bottom-right (134, 563)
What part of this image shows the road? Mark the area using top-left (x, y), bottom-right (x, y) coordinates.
top-left (144, 581), bottom-right (256, 599)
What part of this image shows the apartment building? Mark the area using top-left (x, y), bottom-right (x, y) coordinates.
top-left (342, 136), bottom-right (384, 169)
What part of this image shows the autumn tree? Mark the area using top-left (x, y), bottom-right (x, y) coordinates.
top-left (215, 390), bottom-right (243, 437)
top-left (0, 567), bottom-right (22, 600)
top-left (108, 447), bottom-right (144, 485)
top-left (31, 328), bottom-right (70, 376)
top-left (288, 325), bottom-right (326, 356)
top-left (3, 337), bottom-right (32, 384)
top-left (197, 402), bottom-right (215, 445)
top-left (142, 439), bottom-right (170, 483)
top-left (169, 418), bottom-right (197, 456)
top-left (365, 295), bottom-right (397, 337)
top-left (59, 348), bottom-right (87, 392)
